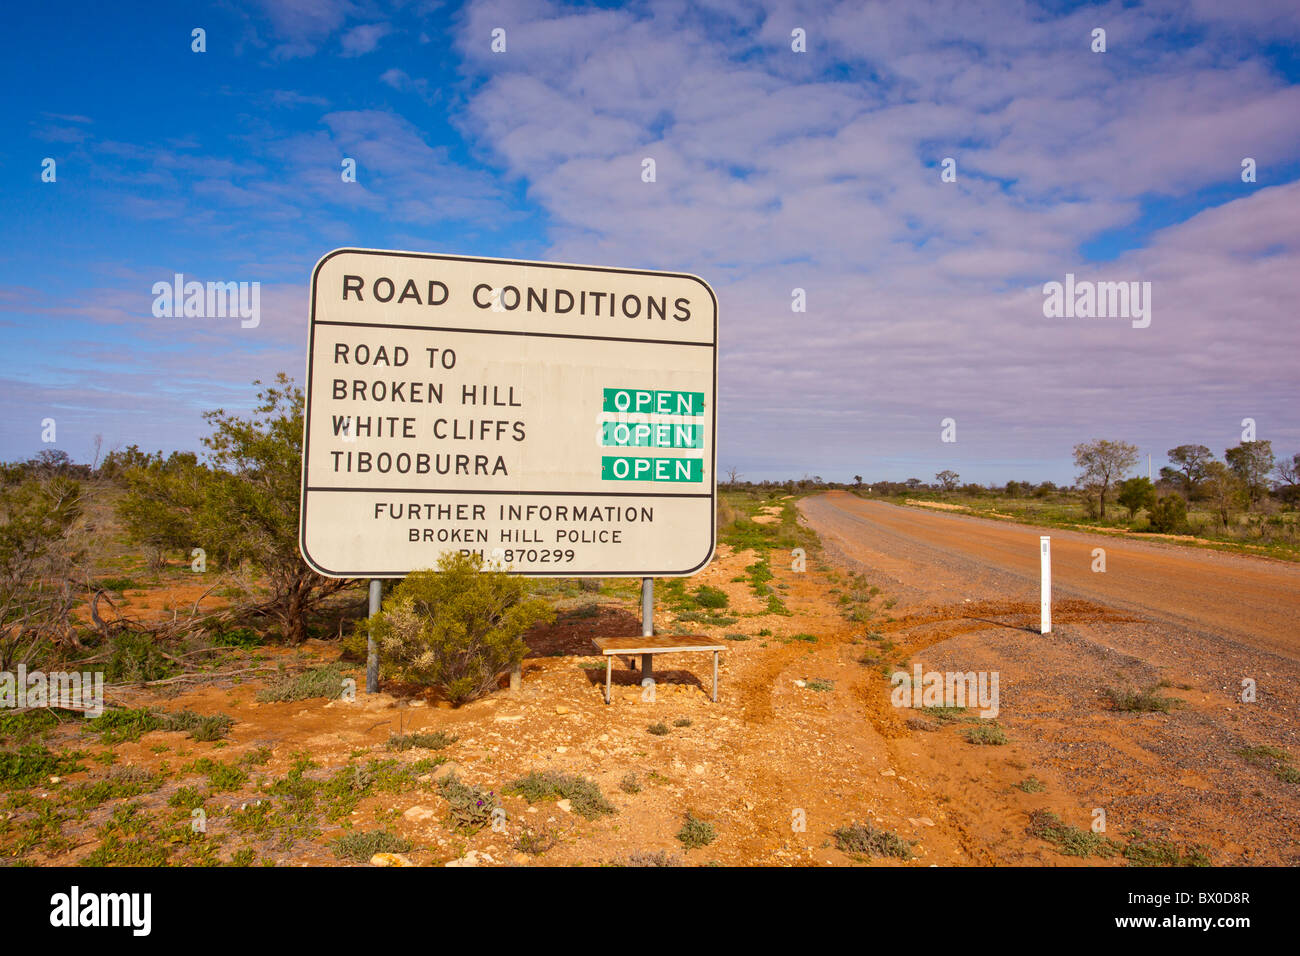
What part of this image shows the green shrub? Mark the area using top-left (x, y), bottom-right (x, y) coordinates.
top-left (256, 662), bottom-right (354, 703)
top-left (209, 626), bottom-right (263, 649)
top-left (832, 822), bottom-right (913, 859)
top-left (1148, 493), bottom-right (1187, 534)
top-left (84, 707), bottom-right (233, 743)
top-left (623, 849), bottom-right (683, 867)
top-left (503, 770), bottom-right (615, 819)
top-left (676, 813), bottom-right (716, 849)
top-left (0, 744), bottom-right (84, 787)
top-left (965, 723), bottom-right (1008, 745)
top-left (72, 767), bottom-right (161, 807)
top-left (619, 772), bottom-right (641, 794)
top-left (104, 632), bottom-right (175, 683)
top-left (331, 829), bottom-right (411, 863)
top-left (646, 722), bottom-right (670, 736)
top-left (514, 825), bottom-right (557, 856)
top-left (693, 586), bottom-right (729, 609)
top-left (1027, 810), bottom-right (1122, 858)
top-left (1103, 685), bottom-right (1180, 713)
top-left (184, 758), bottom-right (248, 792)
top-left (168, 786), bottom-right (206, 810)
top-left (436, 773), bottom-right (498, 833)
top-left (0, 709), bottom-right (58, 744)
top-left (367, 552), bottom-right (554, 704)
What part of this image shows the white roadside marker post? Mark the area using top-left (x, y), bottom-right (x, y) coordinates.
top-left (1040, 536), bottom-right (1051, 635)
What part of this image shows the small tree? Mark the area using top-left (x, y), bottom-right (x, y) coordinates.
top-left (1225, 441), bottom-right (1275, 509)
top-left (1165, 445), bottom-right (1212, 499)
top-left (1073, 439), bottom-right (1139, 520)
top-left (1117, 477), bottom-right (1157, 520)
top-left (368, 551), bottom-right (555, 703)
top-left (1201, 461), bottom-right (1243, 528)
top-left (0, 473), bottom-right (83, 669)
top-left (1276, 452), bottom-right (1300, 506)
top-left (118, 375), bottom-right (351, 643)
top-left (935, 470), bottom-right (959, 492)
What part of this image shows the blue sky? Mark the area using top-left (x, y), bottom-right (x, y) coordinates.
top-left (2, 0), bottom-right (1299, 484)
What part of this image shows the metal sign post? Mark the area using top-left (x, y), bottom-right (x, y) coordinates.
top-left (367, 578), bottom-right (382, 693)
top-left (640, 576), bottom-right (654, 680)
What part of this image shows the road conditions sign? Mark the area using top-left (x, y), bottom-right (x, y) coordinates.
top-left (299, 249), bottom-right (718, 577)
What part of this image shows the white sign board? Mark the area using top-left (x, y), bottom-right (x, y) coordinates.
top-left (299, 249), bottom-right (717, 578)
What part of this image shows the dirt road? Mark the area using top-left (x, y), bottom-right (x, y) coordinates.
top-left (801, 492), bottom-right (1300, 659)
top-left (800, 491), bottom-right (1300, 865)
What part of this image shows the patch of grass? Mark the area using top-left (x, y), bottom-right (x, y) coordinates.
top-left (623, 849), bottom-right (683, 867)
top-left (209, 626), bottom-right (263, 649)
top-left (724, 632), bottom-right (750, 641)
top-left (167, 786), bottom-right (206, 810)
top-left (619, 772), bottom-right (641, 794)
top-left (965, 723), bottom-right (1008, 745)
top-left (513, 824), bottom-right (558, 856)
top-left (83, 707), bottom-right (234, 744)
top-left (1103, 684), bottom-right (1181, 713)
top-left (1027, 810), bottom-right (1123, 858)
top-left (387, 730), bottom-right (458, 752)
top-left (94, 576), bottom-right (137, 593)
top-left (436, 773), bottom-right (498, 834)
top-left (504, 770), bottom-right (615, 819)
top-left (256, 662), bottom-right (355, 703)
top-left (789, 632), bottom-right (818, 643)
top-left (240, 746), bottom-right (272, 767)
top-left (163, 710), bottom-right (234, 742)
top-left (676, 813), bottom-right (716, 850)
top-left (1121, 834), bottom-right (1211, 867)
top-left (763, 594), bottom-right (792, 616)
top-left (1017, 776), bottom-right (1046, 793)
top-left (71, 766), bottom-right (161, 807)
top-left (646, 722), bottom-right (670, 736)
top-left (82, 708), bottom-right (163, 744)
top-left (0, 744), bottom-right (85, 788)
top-left (80, 802), bottom-right (173, 866)
top-left (331, 829), bottom-right (412, 863)
top-left (693, 585), bottom-right (729, 609)
top-left (804, 678), bottom-right (834, 692)
top-left (183, 757), bottom-right (248, 792)
top-left (0, 709), bottom-right (60, 744)
top-left (832, 822), bottom-right (913, 859)
top-left (1237, 745), bottom-right (1297, 784)
top-left (919, 705), bottom-right (972, 723)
